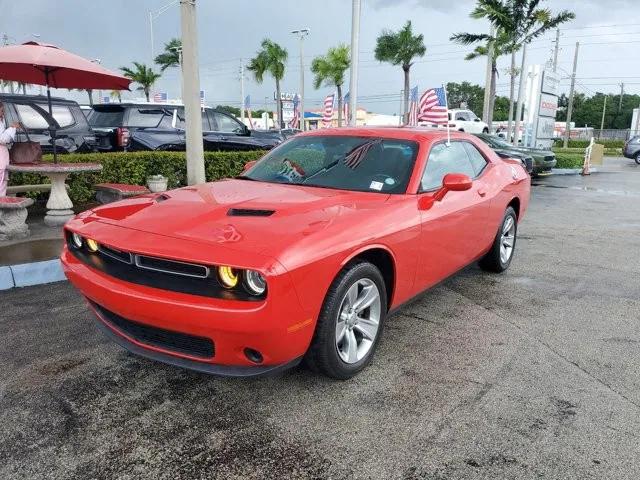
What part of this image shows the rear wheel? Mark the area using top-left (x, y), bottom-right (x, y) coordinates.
top-left (479, 207), bottom-right (518, 273)
top-left (482, 127), bottom-right (489, 134)
top-left (635, 153), bottom-right (640, 165)
top-left (305, 262), bottom-right (387, 379)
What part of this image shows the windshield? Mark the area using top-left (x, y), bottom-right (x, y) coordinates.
top-left (243, 135), bottom-right (418, 194)
top-left (88, 108), bottom-right (125, 127)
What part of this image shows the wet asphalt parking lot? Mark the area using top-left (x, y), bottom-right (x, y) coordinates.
top-left (1, 159), bottom-right (639, 480)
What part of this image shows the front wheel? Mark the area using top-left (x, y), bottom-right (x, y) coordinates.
top-left (635, 153), bottom-right (640, 165)
top-left (305, 262), bottom-right (387, 379)
top-left (479, 207), bottom-right (518, 273)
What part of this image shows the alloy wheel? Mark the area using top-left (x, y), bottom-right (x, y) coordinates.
top-left (335, 278), bottom-right (381, 364)
top-left (500, 215), bottom-right (516, 264)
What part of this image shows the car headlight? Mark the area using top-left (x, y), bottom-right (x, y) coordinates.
top-left (85, 238), bottom-right (99, 253)
top-left (217, 266), bottom-right (239, 289)
top-left (71, 232), bottom-right (83, 248)
top-left (243, 270), bottom-right (266, 296)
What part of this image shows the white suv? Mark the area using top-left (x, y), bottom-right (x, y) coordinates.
top-left (447, 109), bottom-right (489, 134)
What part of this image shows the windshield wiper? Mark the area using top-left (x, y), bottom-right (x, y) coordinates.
top-left (302, 158), bottom-right (340, 184)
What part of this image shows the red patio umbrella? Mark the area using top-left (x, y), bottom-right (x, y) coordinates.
top-left (0, 41), bottom-right (131, 161)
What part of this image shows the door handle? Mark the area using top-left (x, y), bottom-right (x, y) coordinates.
top-left (477, 188), bottom-right (487, 197)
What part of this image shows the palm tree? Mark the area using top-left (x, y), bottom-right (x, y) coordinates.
top-left (110, 90), bottom-right (122, 103)
top-left (374, 21), bottom-right (426, 124)
top-left (247, 39), bottom-right (288, 128)
top-left (154, 38), bottom-right (182, 71)
top-left (120, 62), bottom-right (162, 102)
top-left (463, 0), bottom-right (574, 138)
top-left (311, 45), bottom-right (351, 126)
top-left (451, 29), bottom-right (514, 129)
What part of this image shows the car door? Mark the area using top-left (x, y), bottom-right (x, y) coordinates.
top-left (210, 111), bottom-right (253, 151)
top-left (414, 141), bottom-right (492, 290)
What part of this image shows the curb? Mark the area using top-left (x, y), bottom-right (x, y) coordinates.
top-left (0, 259), bottom-right (66, 290)
top-left (551, 168), bottom-right (599, 175)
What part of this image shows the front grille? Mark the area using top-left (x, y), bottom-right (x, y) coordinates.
top-left (91, 301), bottom-right (215, 359)
top-left (134, 254), bottom-right (209, 279)
top-left (98, 244), bottom-right (132, 264)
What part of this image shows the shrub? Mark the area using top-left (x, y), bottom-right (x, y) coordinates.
top-left (554, 152), bottom-right (584, 169)
top-left (8, 150), bottom-right (266, 205)
top-left (553, 138), bottom-right (625, 149)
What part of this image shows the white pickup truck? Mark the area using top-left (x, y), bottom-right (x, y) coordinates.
top-left (446, 109), bottom-right (489, 134)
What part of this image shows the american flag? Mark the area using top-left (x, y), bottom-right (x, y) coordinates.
top-left (344, 139), bottom-right (382, 169)
top-left (418, 86), bottom-right (448, 124)
top-left (408, 85), bottom-right (419, 126)
top-left (322, 93), bottom-right (335, 128)
top-left (244, 95), bottom-right (254, 129)
top-left (289, 94), bottom-right (300, 129)
top-left (343, 91), bottom-right (350, 124)
top-left (153, 92), bottom-right (168, 103)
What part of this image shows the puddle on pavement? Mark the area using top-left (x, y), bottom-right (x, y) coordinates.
top-left (0, 239), bottom-right (64, 266)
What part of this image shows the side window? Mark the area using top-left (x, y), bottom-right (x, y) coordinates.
top-left (420, 142), bottom-right (475, 191)
top-left (462, 142), bottom-right (488, 176)
top-left (37, 104), bottom-right (75, 128)
top-left (15, 104), bottom-right (49, 129)
top-left (212, 112), bottom-right (243, 133)
top-left (201, 110), bottom-right (210, 131)
top-left (455, 111), bottom-right (469, 121)
top-left (467, 110), bottom-right (479, 121)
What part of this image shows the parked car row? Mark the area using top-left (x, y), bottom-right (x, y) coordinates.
top-left (473, 133), bottom-right (556, 176)
top-left (0, 94), bottom-right (282, 154)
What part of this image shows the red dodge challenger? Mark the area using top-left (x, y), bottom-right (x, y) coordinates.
top-left (61, 127), bottom-right (530, 379)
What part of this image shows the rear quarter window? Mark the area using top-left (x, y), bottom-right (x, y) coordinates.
top-left (88, 108), bottom-right (125, 127)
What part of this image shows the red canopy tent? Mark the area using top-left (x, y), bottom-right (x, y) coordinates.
top-left (0, 42), bottom-right (131, 161)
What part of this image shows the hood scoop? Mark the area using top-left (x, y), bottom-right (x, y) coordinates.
top-left (227, 208), bottom-right (275, 217)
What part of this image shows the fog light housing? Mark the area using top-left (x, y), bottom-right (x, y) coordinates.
top-left (85, 238), bottom-right (99, 252)
top-left (243, 270), bottom-right (266, 296)
top-left (218, 266), bottom-right (239, 289)
top-left (71, 232), bottom-right (83, 248)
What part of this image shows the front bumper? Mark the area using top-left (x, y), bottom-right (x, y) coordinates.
top-left (61, 247), bottom-right (316, 375)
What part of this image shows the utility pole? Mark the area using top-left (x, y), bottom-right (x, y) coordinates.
top-left (552, 29), bottom-right (560, 72)
top-left (600, 95), bottom-right (607, 132)
top-left (563, 42), bottom-right (579, 148)
top-left (149, 11), bottom-right (154, 62)
top-left (513, 42), bottom-right (528, 146)
top-left (482, 26), bottom-right (495, 125)
top-left (240, 60), bottom-right (245, 123)
top-left (180, 0), bottom-right (205, 185)
top-left (618, 82), bottom-right (624, 112)
top-left (292, 29), bottom-right (309, 131)
top-left (399, 89), bottom-right (404, 119)
top-left (348, 0), bottom-right (361, 126)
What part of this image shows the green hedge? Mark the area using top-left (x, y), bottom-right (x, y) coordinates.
top-left (554, 146), bottom-right (621, 156)
top-left (553, 138), bottom-right (625, 148)
top-left (555, 152), bottom-right (584, 169)
top-left (8, 150), bottom-right (266, 205)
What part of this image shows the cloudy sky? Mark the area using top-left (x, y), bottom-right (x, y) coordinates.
top-left (2, 0), bottom-right (638, 114)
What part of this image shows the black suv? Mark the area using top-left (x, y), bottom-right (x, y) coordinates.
top-left (0, 93), bottom-right (97, 154)
top-left (88, 103), bottom-right (280, 152)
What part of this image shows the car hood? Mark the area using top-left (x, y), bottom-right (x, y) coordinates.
top-left (512, 146), bottom-right (554, 157)
top-left (88, 179), bottom-right (390, 257)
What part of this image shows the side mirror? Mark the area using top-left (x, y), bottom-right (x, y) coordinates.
top-left (442, 173), bottom-right (473, 192)
top-left (242, 160), bottom-right (257, 173)
top-left (420, 173), bottom-right (473, 210)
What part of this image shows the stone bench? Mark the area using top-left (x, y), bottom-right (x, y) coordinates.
top-left (0, 196), bottom-right (34, 240)
top-left (95, 183), bottom-right (150, 204)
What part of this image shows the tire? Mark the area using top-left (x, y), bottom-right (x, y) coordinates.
top-left (635, 153), bottom-right (640, 165)
top-left (479, 207), bottom-right (518, 273)
top-left (304, 261), bottom-right (387, 379)
top-left (482, 127), bottom-right (489, 134)
top-left (458, 128), bottom-right (465, 132)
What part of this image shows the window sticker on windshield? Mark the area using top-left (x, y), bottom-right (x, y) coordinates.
top-left (369, 181), bottom-right (384, 191)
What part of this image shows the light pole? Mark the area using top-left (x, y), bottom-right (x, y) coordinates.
top-left (180, 0), bottom-right (205, 185)
top-left (149, 1), bottom-right (179, 62)
top-left (291, 29), bottom-right (309, 131)
top-left (348, 0), bottom-right (361, 126)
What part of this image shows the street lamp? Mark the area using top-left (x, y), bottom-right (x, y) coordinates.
top-left (149, 0), bottom-right (178, 62)
top-left (291, 28), bottom-right (309, 131)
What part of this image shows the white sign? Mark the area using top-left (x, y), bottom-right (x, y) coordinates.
top-left (539, 93), bottom-right (558, 118)
top-left (536, 116), bottom-right (556, 140)
top-left (541, 71), bottom-right (559, 96)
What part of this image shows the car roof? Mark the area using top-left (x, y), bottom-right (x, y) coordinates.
top-left (0, 93), bottom-right (79, 105)
top-left (298, 126), bottom-right (477, 143)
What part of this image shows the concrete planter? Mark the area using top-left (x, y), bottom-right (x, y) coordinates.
top-left (147, 175), bottom-right (168, 193)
